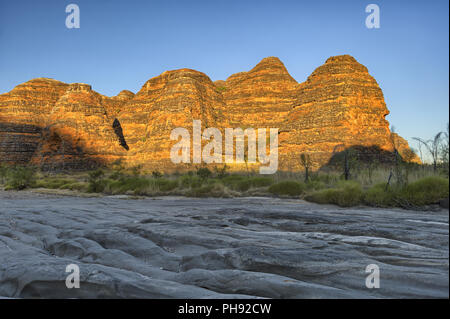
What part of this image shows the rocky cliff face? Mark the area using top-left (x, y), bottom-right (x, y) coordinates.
top-left (117, 69), bottom-right (227, 171)
top-left (0, 78), bottom-right (69, 165)
top-left (0, 79), bottom-right (129, 169)
top-left (279, 55), bottom-right (405, 169)
top-left (0, 55), bottom-right (419, 171)
top-left (222, 57), bottom-right (299, 128)
top-left (31, 83), bottom-right (128, 169)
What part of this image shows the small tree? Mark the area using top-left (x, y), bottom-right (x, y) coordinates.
top-left (413, 131), bottom-right (443, 173)
top-left (197, 167), bottom-right (212, 180)
top-left (332, 144), bottom-right (357, 180)
top-left (300, 153), bottom-right (312, 183)
top-left (152, 171), bottom-right (163, 178)
top-left (87, 169), bottom-right (105, 193)
top-left (416, 140), bottom-right (424, 165)
top-left (5, 166), bottom-right (36, 190)
top-left (243, 147), bottom-right (250, 177)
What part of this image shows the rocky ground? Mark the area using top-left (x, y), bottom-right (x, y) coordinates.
top-left (0, 191), bottom-right (448, 298)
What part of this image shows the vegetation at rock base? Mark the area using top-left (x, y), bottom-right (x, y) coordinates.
top-left (1, 165), bottom-right (36, 190)
top-left (0, 161), bottom-right (447, 210)
top-left (397, 176), bottom-right (449, 207)
top-left (268, 181), bottom-right (305, 196)
top-left (0, 55), bottom-right (422, 174)
top-left (87, 169), bottom-right (106, 193)
top-left (196, 167), bottom-right (212, 180)
top-left (304, 181), bottom-right (364, 207)
top-left (0, 124), bottom-right (448, 210)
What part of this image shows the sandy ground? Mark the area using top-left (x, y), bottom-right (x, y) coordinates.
top-left (0, 190), bottom-right (448, 298)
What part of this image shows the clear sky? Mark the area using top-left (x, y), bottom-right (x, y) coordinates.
top-left (0, 0), bottom-right (448, 148)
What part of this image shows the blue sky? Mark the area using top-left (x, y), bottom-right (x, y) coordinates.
top-left (0, 0), bottom-right (448, 148)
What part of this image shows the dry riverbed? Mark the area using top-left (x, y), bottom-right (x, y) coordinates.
top-left (0, 190), bottom-right (448, 298)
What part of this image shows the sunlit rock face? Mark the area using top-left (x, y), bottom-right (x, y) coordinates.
top-left (0, 55), bottom-right (419, 171)
top-left (0, 78), bottom-right (69, 165)
top-left (222, 57), bottom-right (299, 129)
top-left (116, 68), bottom-right (227, 171)
top-left (103, 90), bottom-right (135, 119)
top-left (0, 79), bottom-right (129, 169)
top-left (279, 55), bottom-right (419, 169)
top-left (31, 83), bottom-right (128, 169)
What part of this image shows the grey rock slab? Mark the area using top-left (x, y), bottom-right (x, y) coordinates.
top-left (0, 192), bottom-right (448, 298)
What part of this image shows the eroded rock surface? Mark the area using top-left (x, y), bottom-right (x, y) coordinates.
top-left (0, 193), bottom-right (447, 298)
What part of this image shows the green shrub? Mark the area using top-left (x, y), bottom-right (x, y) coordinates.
top-left (187, 183), bottom-right (225, 197)
top-left (102, 176), bottom-right (178, 195)
top-left (89, 169), bottom-right (104, 180)
top-left (104, 176), bottom-right (152, 194)
top-left (305, 181), bottom-right (363, 207)
top-left (197, 167), bottom-right (212, 180)
top-left (363, 177), bottom-right (449, 207)
top-left (236, 179), bottom-right (251, 192)
top-left (305, 180), bottom-right (327, 191)
top-left (364, 183), bottom-right (398, 207)
top-left (399, 176), bottom-right (449, 206)
top-left (248, 177), bottom-right (274, 188)
top-left (87, 178), bottom-right (109, 193)
top-left (179, 175), bottom-right (203, 189)
top-left (188, 185), bottom-right (214, 197)
top-left (221, 174), bottom-right (245, 188)
top-left (35, 178), bottom-right (74, 189)
top-left (109, 171), bottom-right (124, 180)
top-left (268, 181), bottom-right (305, 196)
top-left (229, 177), bottom-right (274, 192)
top-left (87, 169), bottom-right (107, 193)
top-left (5, 167), bottom-right (36, 190)
top-left (155, 179), bottom-right (178, 192)
top-left (60, 182), bottom-right (88, 191)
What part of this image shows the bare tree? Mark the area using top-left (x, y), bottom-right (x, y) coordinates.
top-left (332, 144), bottom-right (357, 180)
top-left (243, 148), bottom-right (250, 177)
top-left (413, 131), bottom-right (443, 173)
top-left (415, 139), bottom-right (424, 167)
top-left (300, 153), bottom-right (312, 182)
